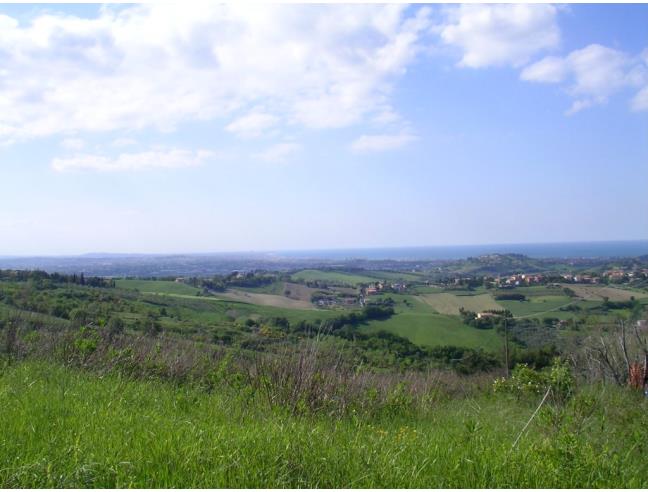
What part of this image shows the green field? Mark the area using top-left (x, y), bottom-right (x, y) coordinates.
top-left (1, 361), bottom-right (646, 488)
top-left (364, 295), bottom-right (501, 351)
top-left (116, 279), bottom-right (201, 296)
top-left (498, 295), bottom-right (575, 318)
top-left (410, 285), bottom-right (445, 294)
top-left (236, 281), bottom-right (289, 295)
top-left (141, 292), bottom-right (338, 326)
top-left (291, 270), bottom-right (379, 286)
top-left (419, 292), bottom-right (503, 315)
top-left (364, 270), bottom-right (425, 282)
top-left (561, 284), bottom-right (648, 301)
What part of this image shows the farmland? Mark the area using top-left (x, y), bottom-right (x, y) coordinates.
top-left (105, 277), bottom-right (648, 353)
top-left (363, 295), bottom-right (501, 351)
top-left (110, 278), bottom-right (503, 351)
top-left (559, 284), bottom-right (648, 301)
top-left (116, 279), bottom-right (201, 296)
top-left (291, 269), bottom-right (378, 286)
top-left (212, 289), bottom-right (315, 310)
top-left (497, 295), bottom-right (575, 318)
top-left (2, 262), bottom-right (648, 488)
top-left (419, 292), bottom-right (503, 315)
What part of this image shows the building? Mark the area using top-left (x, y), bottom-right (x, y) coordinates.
top-left (604, 270), bottom-right (625, 279)
top-left (477, 312), bottom-right (499, 319)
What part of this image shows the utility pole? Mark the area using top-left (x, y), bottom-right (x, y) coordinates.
top-left (504, 317), bottom-right (510, 378)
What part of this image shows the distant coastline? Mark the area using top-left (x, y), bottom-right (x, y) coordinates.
top-left (275, 240), bottom-right (648, 261)
top-left (1, 240), bottom-right (647, 263)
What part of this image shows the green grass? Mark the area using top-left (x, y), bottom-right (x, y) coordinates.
top-left (291, 269), bottom-right (378, 286)
top-left (116, 279), bottom-right (200, 296)
top-left (496, 285), bottom-right (565, 297)
top-left (1, 361), bottom-right (646, 488)
top-left (410, 285), bottom-right (445, 294)
top-left (499, 295), bottom-right (575, 318)
top-left (363, 295), bottom-right (501, 351)
top-left (138, 292), bottom-right (340, 325)
top-left (236, 281), bottom-right (286, 295)
top-left (418, 292), bottom-right (503, 316)
top-left (364, 270), bottom-right (425, 282)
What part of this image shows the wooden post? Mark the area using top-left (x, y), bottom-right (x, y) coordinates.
top-left (504, 317), bottom-right (510, 378)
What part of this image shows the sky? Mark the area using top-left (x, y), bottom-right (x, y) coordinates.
top-left (0, 3), bottom-right (647, 255)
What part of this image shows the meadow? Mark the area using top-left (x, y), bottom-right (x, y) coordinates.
top-left (115, 279), bottom-right (200, 296)
top-left (2, 268), bottom-right (648, 488)
top-left (291, 269), bottom-right (382, 286)
top-left (212, 289), bottom-right (315, 310)
top-left (419, 292), bottom-right (503, 315)
top-left (497, 295), bottom-right (574, 318)
top-left (363, 295), bottom-right (501, 351)
top-left (107, 278), bottom-right (645, 353)
top-left (1, 361), bottom-right (646, 488)
top-left (560, 284), bottom-right (648, 301)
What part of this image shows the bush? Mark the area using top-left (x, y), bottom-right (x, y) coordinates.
top-left (493, 358), bottom-right (574, 403)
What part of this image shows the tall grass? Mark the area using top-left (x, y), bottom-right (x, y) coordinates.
top-left (1, 314), bottom-right (647, 487)
top-left (0, 361), bottom-right (646, 488)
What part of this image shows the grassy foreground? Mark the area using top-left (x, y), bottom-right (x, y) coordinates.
top-left (1, 361), bottom-right (647, 488)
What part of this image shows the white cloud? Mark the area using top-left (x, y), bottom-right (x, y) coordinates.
top-left (521, 44), bottom-right (648, 114)
top-left (351, 133), bottom-right (417, 153)
top-left (60, 137), bottom-right (85, 151)
top-left (438, 4), bottom-right (559, 69)
top-left (631, 86), bottom-right (648, 112)
top-left (52, 148), bottom-right (214, 172)
top-left (254, 142), bottom-right (301, 163)
top-left (225, 111), bottom-right (279, 137)
top-left (519, 56), bottom-right (567, 83)
top-left (112, 137), bottom-right (137, 148)
top-left (0, 5), bottom-right (431, 144)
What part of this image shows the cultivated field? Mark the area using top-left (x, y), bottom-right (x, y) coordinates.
top-left (364, 270), bottom-right (424, 282)
top-left (418, 293), bottom-right (503, 315)
top-left (281, 282), bottom-right (322, 302)
top-left (214, 289), bottom-right (316, 310)
top-left (498, 295), bottom-right (575, 318)
top-left (560, 284), bottom-right (648, 301)
top-left (291, 270), bottom-right (378, 286)
top-left (364, 295), bottom-right (501, 350)
top-left (115, 279), bottom-right (200, 296)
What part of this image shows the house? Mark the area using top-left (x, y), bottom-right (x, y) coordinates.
top-left (580, 275), bottom-right (598, 284)
top-left (476, 312), bottom-right (498, 319)
top-left (521, 273), bottom-right (544, 284)
top-left (604, 270), bottom-right (625, 279)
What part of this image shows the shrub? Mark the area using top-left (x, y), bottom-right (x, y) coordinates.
top-left (493, 358), bottom-right (574, 403)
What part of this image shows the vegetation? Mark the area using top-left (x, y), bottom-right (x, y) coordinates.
top-left (1, 264), bottom-right (647, 487)
top-left (1, 357), bottom-right (646, 487)
top-left (116, 279), bottom-right (201, 296)
top-left (291, 269), bottom-right (378, 286)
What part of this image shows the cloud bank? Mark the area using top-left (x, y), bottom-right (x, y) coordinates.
top-left (0, 4), bottom-right (431, 145)
top-left (52, 148), bottom-right (214, 172)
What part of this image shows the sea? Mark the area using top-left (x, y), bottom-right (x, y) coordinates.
top-left (276, 240), bottom-right (648, 261)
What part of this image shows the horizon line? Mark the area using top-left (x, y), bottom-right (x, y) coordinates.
top-left (1, 238), bottom-right (647, 259)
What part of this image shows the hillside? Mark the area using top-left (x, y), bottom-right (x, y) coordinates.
top-left (1, 362), bottom-right (647, 488)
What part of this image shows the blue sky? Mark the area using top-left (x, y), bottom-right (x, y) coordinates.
top-left (0, 3), bottom-right (646, 255)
